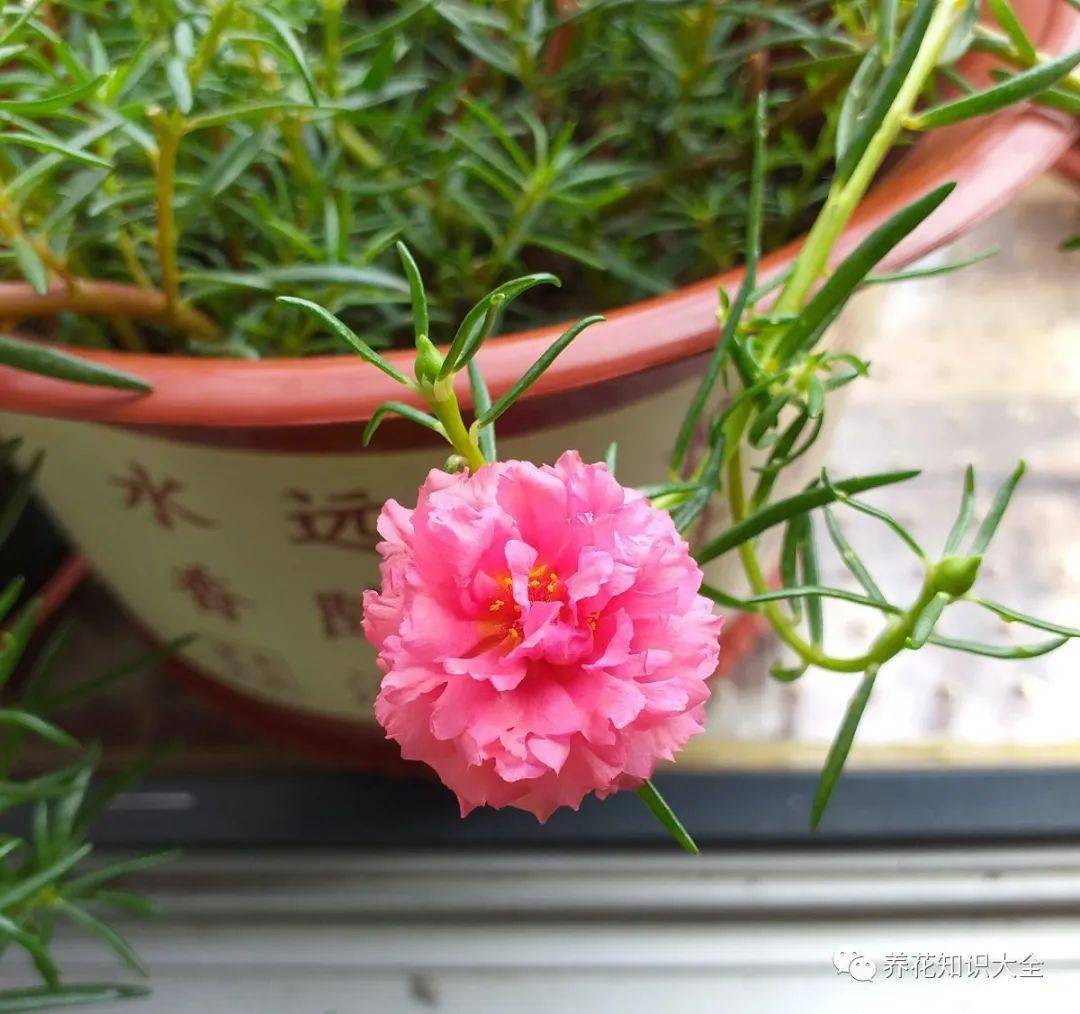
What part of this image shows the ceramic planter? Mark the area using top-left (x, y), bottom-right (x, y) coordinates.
top-left (1, 0), bottom-right (1076, 760)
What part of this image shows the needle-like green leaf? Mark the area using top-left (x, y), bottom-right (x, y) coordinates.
top-left (439, 273), bottom-right (560, 379)
top-left (637, 779), bottom-right (699, 855)
top-left (467, 359), bottom-right (496, 463)
top-left (943, 465), bottom-right (976, 554)
top-left (971, 598), bottom-right (1080, 639)
top-left (908, 592), bottom-right (949, 649)
top-left (696, 469), bottom-right (920, 564)
top-left (909, 48), bottom-right (1080, 129)
top-left (820, 469), bottom-right (926, 559)
top-left (276, 297), bottom-right (411, 385)
top-left (0, 335), bottom-right (152, 392)
top-left (395, 242), bottom-right (429, 345)
top-left (834, 0), bottom-right (935, 181)
top-left (823, 506), bottom-right (887, 603)
top-left (969, 460), bottom-right (1025, 554)
top-left (252, 9), bottom-right (320, 104)
top-left (811, 666), bottom-right (879, 829)
top-left (775, 183), bottom-right (956, 363)
top-left (0, 983), bottom-right (151, 1010)
top-left (0, 76), bottom-right (104, 115)
top-left (476, 315), bottom-right (604, 427)
top-left (928, 633), bottom-right (1067, 659)
top-left (987, 0), bottom-right (1037, 62)
top-left (363, 401), bottom-right (444, 446)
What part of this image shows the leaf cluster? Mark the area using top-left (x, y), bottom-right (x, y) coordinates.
top-left (0, 439), bottom-right (177, 1007)
top-left (0, 0), bottom-right (941, 361)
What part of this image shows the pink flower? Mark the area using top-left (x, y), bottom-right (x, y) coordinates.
top-left (364, 451), bottom-right (722, 820)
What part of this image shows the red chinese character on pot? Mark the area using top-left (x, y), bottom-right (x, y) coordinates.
top-left (175, 564), bottom-right (249, 622)
top-left (284, 487), bottom-right (380, 552)
top-left (111, 462), bottom-right (216, 529)
top-left (315, 590), bottom-right (365, 639)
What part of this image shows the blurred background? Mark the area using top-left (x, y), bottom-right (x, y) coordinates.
top-left (1, 171), bottom-right (1077, 1010)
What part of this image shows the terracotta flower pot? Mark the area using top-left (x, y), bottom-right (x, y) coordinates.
top-left (1, 0), bottom-right (1077, 763)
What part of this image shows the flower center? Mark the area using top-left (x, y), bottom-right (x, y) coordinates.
top-left (480, 564), bottom-right (564, 650)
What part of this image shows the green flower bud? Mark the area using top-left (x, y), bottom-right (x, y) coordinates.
top-left (414, 334), bottom-right (444, 388)
top-left (932, 554), bottom-right (982, 597)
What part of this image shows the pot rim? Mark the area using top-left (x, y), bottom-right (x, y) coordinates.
top-left (0, 1), bottom-right (1077, 430)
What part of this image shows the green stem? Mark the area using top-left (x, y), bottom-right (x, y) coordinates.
top-left (726, 446), bottom-right (939, 673)
top-left (148, 108), bottom-right (184, 328)
top-left (323, 0), bottom-right (344, 99)
top-left (773, 0), bottom-right (967, 317)
top-left (188, 0), bottom-right (239, 88)
top-left (429, 377), bottom-right (488, 472)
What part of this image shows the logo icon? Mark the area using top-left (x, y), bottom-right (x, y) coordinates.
top-left (833, 949), bottom-right (877, 982)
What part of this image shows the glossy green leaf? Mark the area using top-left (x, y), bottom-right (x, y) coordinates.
top-left (0, 843), bottom-right (91, 911)
top-left (0, 914), bottom-right (60, 988)
top-left (742, 585), bottom-right (900, 613)
top-left (185, 100), bottom-right (328, 131)
top-left (837, 46), bottom-right (880, 161)
top-left (0, 595), bottom-right (41, 691)
top-left (938, 0), bottom-right (981, 66)
top-left (63, 850), bottom-right (179, 899)
top-left (878, 0), bottom-right (898, 63)
top-left (800, 514), bottom-right (824, 643)
top-left (0, 0), bottom-right (46, 47)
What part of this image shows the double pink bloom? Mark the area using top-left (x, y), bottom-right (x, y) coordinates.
top-left (364, 451), bottom-right (722, 820)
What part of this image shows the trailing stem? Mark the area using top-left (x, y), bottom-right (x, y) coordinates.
top-left (772, 0), bottom-right (968, 319)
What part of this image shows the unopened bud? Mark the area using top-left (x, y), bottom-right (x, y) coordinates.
top-left (414, 334), bottom-right (444, 387)
top-left (932, 554), bottom-right (982, 597)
